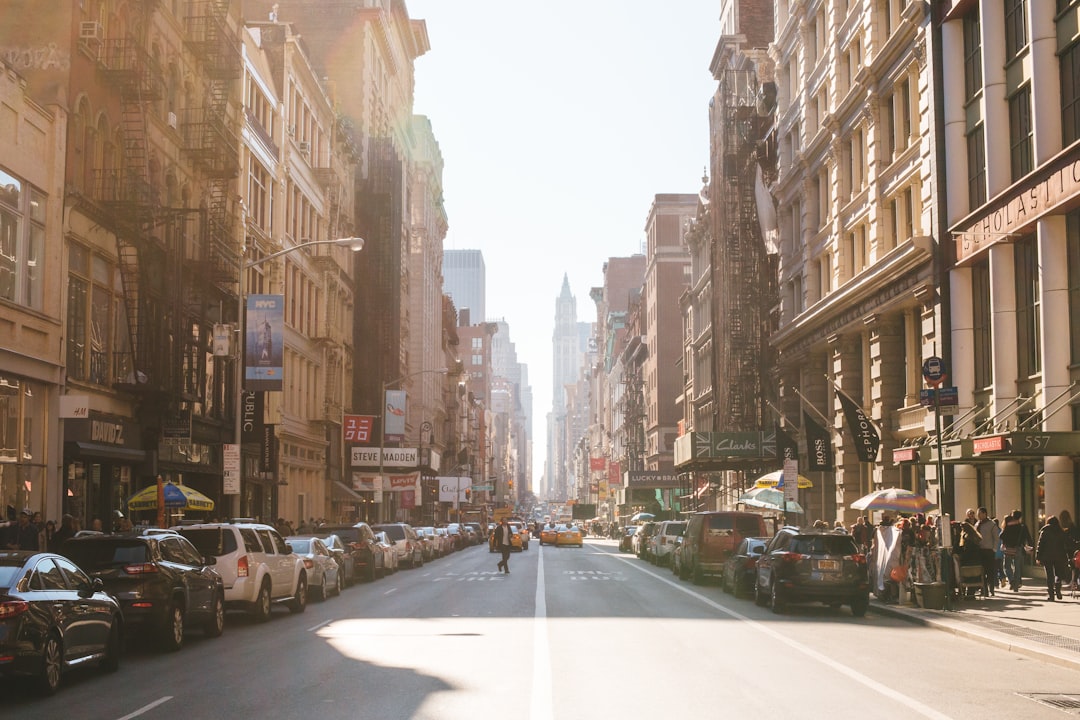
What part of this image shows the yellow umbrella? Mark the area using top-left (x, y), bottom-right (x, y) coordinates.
top-left (128, 481), bottom-right (215, 512)
top-left (754, 469), bottom-right (813, 489)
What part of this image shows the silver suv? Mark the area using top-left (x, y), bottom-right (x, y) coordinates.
top-left (174, 522), bottom-right (308, 622)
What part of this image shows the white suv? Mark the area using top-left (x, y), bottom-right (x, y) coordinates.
top-left (174, 523), bottom-right (308, 622)
top-left (650, 521), bottom-right (687, 567)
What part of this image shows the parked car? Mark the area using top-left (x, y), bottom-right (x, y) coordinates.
top-left (754, 527), bottom-right (870, 616)
top-left (311, 523), bottom-right (379, 583)
top-left (464, 522), bottom-right (486, 545)
top-left (649, 521), bottom-right (686, 567)
top-left (721, 537), bottom-right (769, 597)
top-left (619, 526), bottom-right (639, 553)
top-left (60, 532), bottom-right (225, 651)
top-left (679, 511), bottom-right (770, 584)
top-left (413, 527), bottom-right (438, 561)
top-left (372, 531), bottom-right (398, 576)
top-left (445, 523), bottom-right (467, 550)
top-left (286, 536), bottom-right (342, 601)
top-left (319, 533), bottom-right (356, 587)
top-left (372, 523), bottom-right (424, 568)
top-left (432, 526), bottom-right (453, 556)
top-left (670, 535), bottom-right (686, 576)
top-left (634, 521), bottom-right (659, 559)
top-left (0, 551), bottom-right (123, 694)
top-left (555, 524), bottom-right (583, 547)
top-left (173, 522), bottom-right (308, 622)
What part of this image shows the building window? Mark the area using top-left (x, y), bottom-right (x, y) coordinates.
top-left (67, 244), bottom-right (119, 385)
top-left (1061, 40), bottom-right (1080, 146)
top-left (471, 354), bottom-right (482, 366)
top-left (963, 12), bottom-right (983, 103)
top-left (1004, 0), bottom-right (1028, 61)
top-left (0, 167), bottom-right (45, 310)
top-left (1009, 85), bottom-right (1033, 181)
top-left (967, 123), bottom-right (987, 208)
top-left (248, 159), bottom-right (272, 233)
top-left (1015, 237), bottom-right (1041, 377)
top-left (972, 262), bottom-right (993, 389)
top-left (471, 336), bottom-right (482, 349)
top-left (1067, 210), bottom-right (1080, 364)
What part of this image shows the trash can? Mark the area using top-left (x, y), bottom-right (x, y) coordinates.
top-left (914, 582), bottom-right (946, 610)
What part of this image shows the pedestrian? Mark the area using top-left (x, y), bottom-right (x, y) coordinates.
top-left (41, 519), bottom-right (55, 551)
top-left (851, 515), bottom-right (872, 552)
top-left (1000, 510), bottom-right (1032, 591)
top-left (493, 518), bottom-right (513, 574)
top-left (51, 514), bottom-right (76, 549)
top-left (1036, 515), bottom-right (1071, 601)
top-left (976, 507), bottom-right (999, 597)
top-left (1058, 510), bottom-right (1080, 589)
top-left (7, 511), bottom-right (38, 550)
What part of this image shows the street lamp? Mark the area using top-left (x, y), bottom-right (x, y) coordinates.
top-left (419, 420), bottom-right (434, 523)
top-left (230, 237), bottom-right (365, 517)
top-left (377, 367), bottom-right (448, 523)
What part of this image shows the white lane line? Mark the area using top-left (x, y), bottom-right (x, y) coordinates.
top-left (307, 618), bottom-right (334, 632)
top-left (115, 696), bottom-right (173, 720)
top-left (384, 587), bottom-right (397, 595)
top-left (531, 545), bottom-right (553, 720)
top-left (604, 548), bottom-right (953, 720)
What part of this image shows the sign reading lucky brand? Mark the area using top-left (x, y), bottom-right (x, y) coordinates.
top-left (351, 447), bottom-right (419, 467)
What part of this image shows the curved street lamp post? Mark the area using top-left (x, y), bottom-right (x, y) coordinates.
top-left (227, 237), bottom-right (365, 518)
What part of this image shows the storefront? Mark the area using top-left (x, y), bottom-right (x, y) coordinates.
top-left (1, 373), bottom-right (53, 523)
top-left (62, 411), bottom-right (144, 531)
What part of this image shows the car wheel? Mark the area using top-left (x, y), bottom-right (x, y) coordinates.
top-left (37, 633), bottom-right (62, 695)
top-left (101, 621), bottom-right (121, 673)
top-left (288, 574), bottom-right (308, 614)
top-left (252, 580), bottom-right (272, 623)
top-left (721, 572), bottom-right (730, 594)
top-left (692, 563), bottom-right (705, 586)
top-left (367, 560), bottom-right (377, 583)
top-left (770, 581), bottom-right (784, 614)
top-left (204, 592), bottom-right (225, 637)
top-left (679, 560), bottom-right (690, 581)
top-left (851, 593), bottom-right (869, 618)
top-left (313, 574), bottom-right (328, 602)
top-left (754, 577), bottom-right (768, 606)
top-left (161, 602), bottom-right (184, 652)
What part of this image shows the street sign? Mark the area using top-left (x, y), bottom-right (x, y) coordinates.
top-left (919, 386), bottom-right (958, 410)
top-left (922, 356), bottom-right (947, 387)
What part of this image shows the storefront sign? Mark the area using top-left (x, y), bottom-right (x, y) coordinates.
top-left (241, 391), bottom-right (263, 445)
top-left (59, 395), bottom-right (89, 419)
top-left (66, 411), bottom-right (141, 449)
top-left (343, 414), bottom-right (375, 444)
top-left (625, 471), bottom-right (681, 488)
top-left (892, 447), bottom-right (919, 463)
top-left (351, 447), bottom-right (419, 468)
top-left (673, 431), bottom-right (777, 467)
top-left (972, 435), bottom-right (1007, 454)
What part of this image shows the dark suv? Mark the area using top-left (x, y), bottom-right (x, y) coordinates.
top-left (61, 531), bottom-right (225, 651)
top-left (753, 527), bottom-right (870, 617)
top-left (312, 523), bottom-right (378, 582)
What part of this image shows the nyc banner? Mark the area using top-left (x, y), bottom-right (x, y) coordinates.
top-left (245, 295), bottom-right (284, 391)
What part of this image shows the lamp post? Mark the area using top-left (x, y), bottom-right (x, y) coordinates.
top-left (231, 236), bottom-right (365, 518)
top-left (377, 367), bottom-right (448, 523)
top-left (419, 420), bottom-right (433, 524)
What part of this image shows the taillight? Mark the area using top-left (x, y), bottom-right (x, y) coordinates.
top-left (659, 537), bottom-right (667, 545)
top-left (846, 553), bottom-right (867, 565)
top-left (238, 555), bottom-right (249, 578)
top-left (0, 600), bottom-right (29, 619)
top-left (779, 552), bottom-right (805, 563)
top-left (303, 559), bottom-right (314, 570)
top-left (123, 563), bottom-right (159, 575)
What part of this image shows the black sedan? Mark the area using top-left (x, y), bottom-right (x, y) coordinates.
top-left (0, 551), bottom-right (122, 695)
top-left (720, 537), bottom-right (768, 597)
top-left (61, 532), bottom-right (224, 652)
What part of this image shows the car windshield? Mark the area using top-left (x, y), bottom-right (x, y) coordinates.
top-left (61, 540), bottom-right (149, 568)
top-left (288, 538), bottom-right (312, 553)
top-left (178, 528), bottom-right (238, 557)
top-left (791, 536), bottom-right (858, 555)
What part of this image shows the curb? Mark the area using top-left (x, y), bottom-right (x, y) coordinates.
top-left (870, 601), bottom-right (1080, 672)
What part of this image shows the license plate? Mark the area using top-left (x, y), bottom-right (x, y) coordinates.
top-left (815, 559), bottom-right (840, 571)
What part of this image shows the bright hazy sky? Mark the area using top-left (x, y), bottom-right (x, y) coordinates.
top-left (409, 1), bottom-right (721, 483)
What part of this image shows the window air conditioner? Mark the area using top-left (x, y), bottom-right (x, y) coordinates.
top-left (297, 141), bottom-right (310, 155)
top-left (79, 22), bottom-right (103, 43)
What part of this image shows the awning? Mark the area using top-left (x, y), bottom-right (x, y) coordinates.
top-left (332, 480), bottom-right (363, 502)
top-left (66, 442), bottom-right (146, 463)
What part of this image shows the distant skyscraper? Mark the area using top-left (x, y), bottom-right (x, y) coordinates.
top-left (443, 249), bottom-right (486, 321)
top-left (552, 274), bottom-right (580, 412)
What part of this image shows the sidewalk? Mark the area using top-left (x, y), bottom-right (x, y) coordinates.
top-left (871, 579), bottom-right (1080, 670)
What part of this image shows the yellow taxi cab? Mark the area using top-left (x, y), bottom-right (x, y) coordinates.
top-left (556, 524), bottom-right (584, 547)
top-left (539, 523), bottom-right (559, 545)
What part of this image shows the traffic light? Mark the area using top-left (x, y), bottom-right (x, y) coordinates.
top-left (464, 488), bottom-right (471, 500)
top-left (508, 480), bottom-right (514, 490)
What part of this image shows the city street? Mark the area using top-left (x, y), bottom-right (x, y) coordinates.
top-left (5, 539), bottom-right (1078, 719)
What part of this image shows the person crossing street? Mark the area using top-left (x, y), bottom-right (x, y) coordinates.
top-left (494, 518), bottom-right (514, 574)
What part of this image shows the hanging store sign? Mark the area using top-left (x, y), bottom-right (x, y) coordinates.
top-left (351, 447), bottom-right (419, 468)
top-left (343, 414), bottom-right (375, 444)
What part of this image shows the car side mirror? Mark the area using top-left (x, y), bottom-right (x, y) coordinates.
top-left (83, 577), bottom-right (105, 597)
top-left (203, 555), bottom-right (217, 566)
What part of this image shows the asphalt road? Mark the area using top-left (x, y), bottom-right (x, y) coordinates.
top-left (5, 538), bottom-right (1079, 719)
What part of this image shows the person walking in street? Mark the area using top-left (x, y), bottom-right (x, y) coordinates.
top-left (1058, 510), bottom-right (1080, 590)
top-left (494, 518), bottom-right (513, 574)
top-left (1036, 515), bottom-right (1071, 601)
top-left (1000, 510), bottom-right (1033, 591)
top-left (976, 507), bottom-right (999, 597)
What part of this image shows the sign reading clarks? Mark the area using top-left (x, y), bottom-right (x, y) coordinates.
top-left (351, 447), bottom-right (419, 468)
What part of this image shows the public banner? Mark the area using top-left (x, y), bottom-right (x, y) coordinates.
top-left (384, 389), bottom-right (406, 442)
top-left (241, 391), bottom-right (263, 445)
top-left (802, 409), bottom-right (834, 471)
top-left (245, 295), bottom-right (284, 391)
top-left (836, 387), bottom-right (881, 462)
top-left (343, 414), bottom-right (375, 444)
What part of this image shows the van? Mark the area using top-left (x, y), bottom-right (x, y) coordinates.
top-left (679, 511), bottom-right (770, 585)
